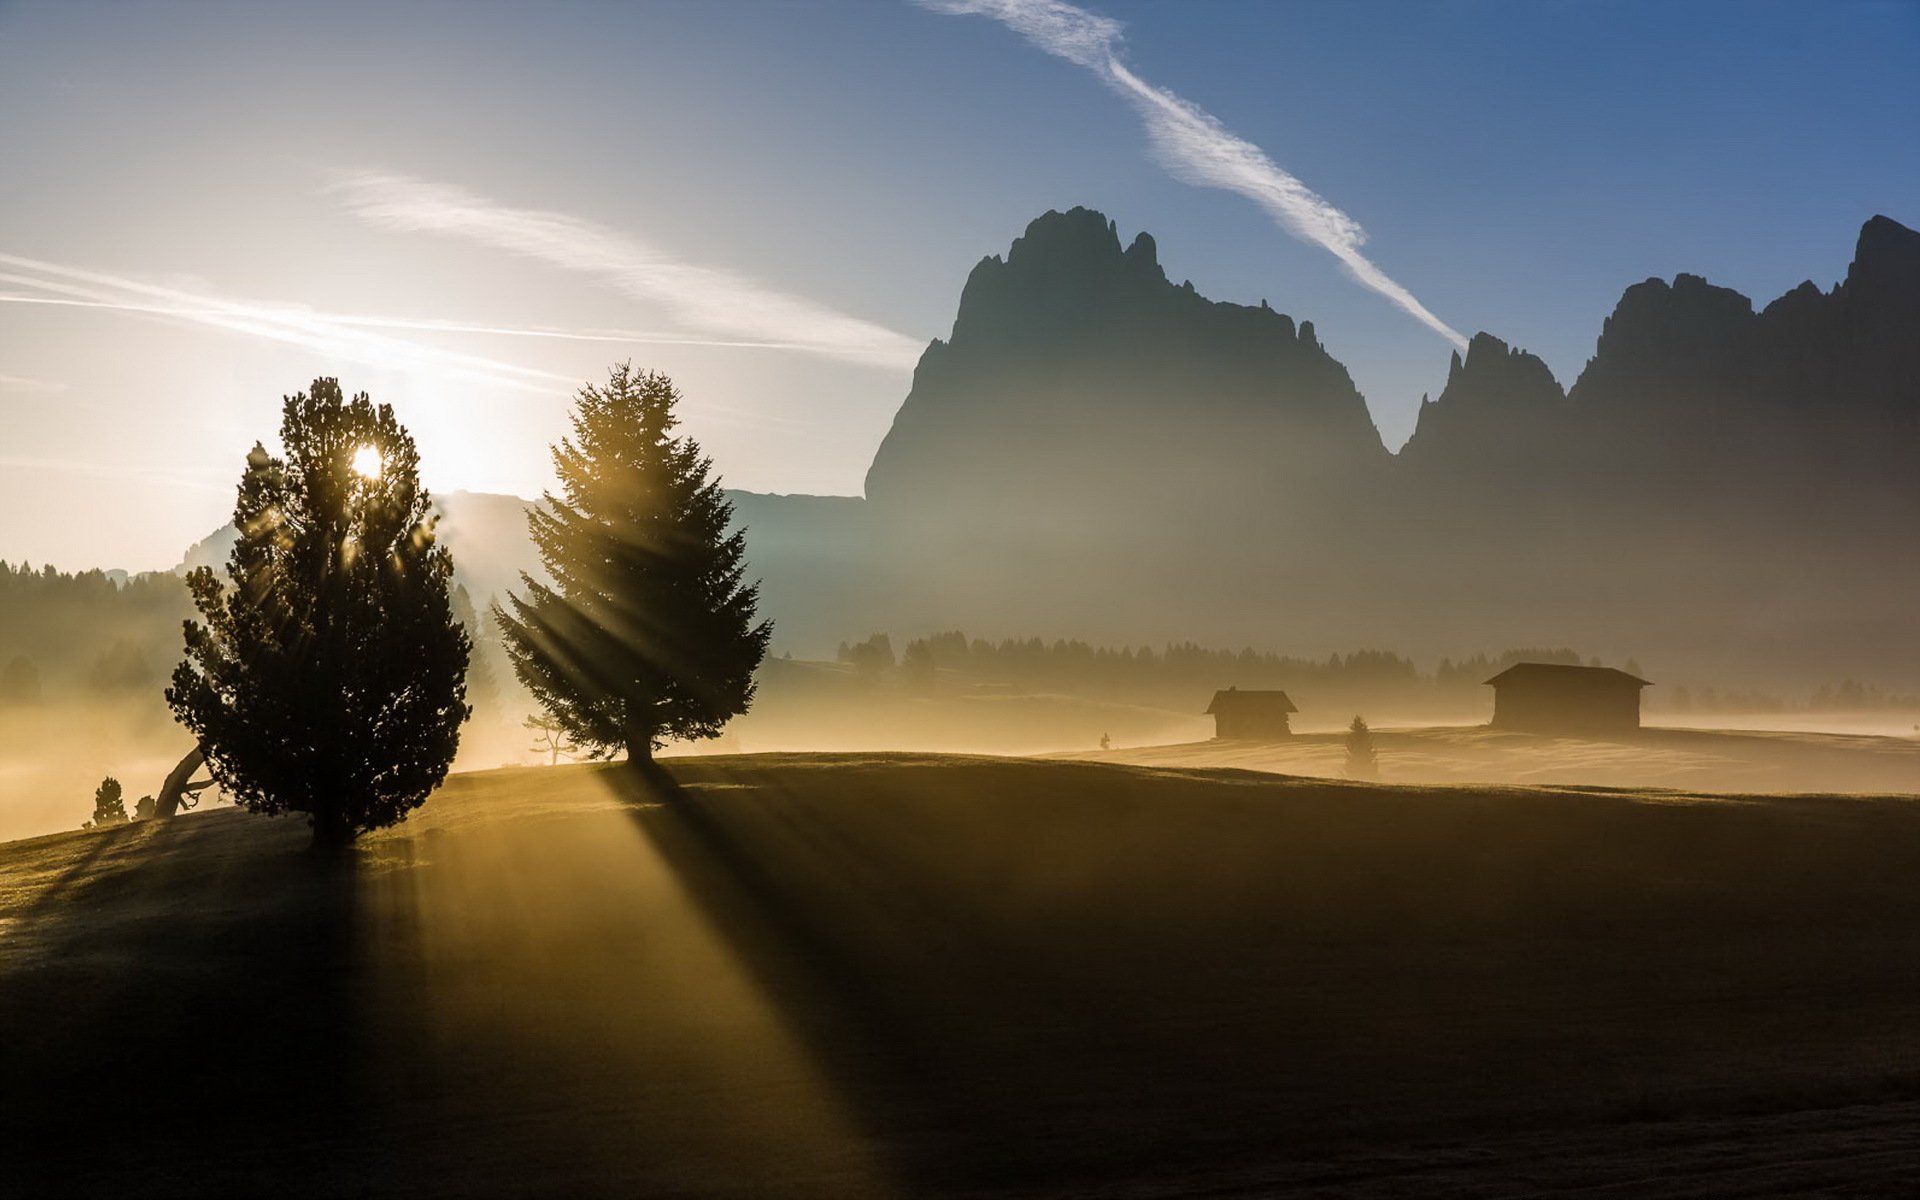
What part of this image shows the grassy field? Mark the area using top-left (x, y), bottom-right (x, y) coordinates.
top-left (9, 754), bottom-right (1920, 1195)
top-left (1100, 724), bottom-right (1920, 793)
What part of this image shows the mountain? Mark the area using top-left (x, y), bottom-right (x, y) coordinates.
top-left (173, 211), bottom-right (1920, 688)
top-left (850, 207), bottom-right (1920, 680)
top-left (866, 207), bottom-right (1387, 528)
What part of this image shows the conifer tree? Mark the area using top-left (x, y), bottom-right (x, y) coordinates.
top-left (452, 584), bottom-right (502, 716)
top-left (167, 380), bottom-right (470, 851)
top-left (85, 776), bottom-right (127, 829)
top-left (496, 365), bottom-right (770, 767)
top-left (1345, 715), bottom-right (1379, 780)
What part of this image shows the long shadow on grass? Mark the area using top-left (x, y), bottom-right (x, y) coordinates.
top-left (613, 761), bottom-right (1285, 1197)
top-left (0, 813), bottom-right (368, 1198)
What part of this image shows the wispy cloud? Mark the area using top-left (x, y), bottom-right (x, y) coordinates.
top-left (919, 0), bottom-right (1468, 349)
top-left (0, 253), bottom-right (574, 394)
top-left (328, 171), bottom-right (927, 370)
top-left (0, 293), bottom-right (865, 356)
top-left (0, 373), bottom-right (68, 394)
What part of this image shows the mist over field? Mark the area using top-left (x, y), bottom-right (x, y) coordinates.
top-left (5, 0), bottom-right (1920, 1195)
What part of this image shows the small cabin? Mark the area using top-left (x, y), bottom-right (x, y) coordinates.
top-left (1485, 663), bottom-right (1649, 735)
top-left (1206, 687), bottom-right (1298, 740)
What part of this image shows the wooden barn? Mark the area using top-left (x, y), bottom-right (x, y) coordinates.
top-left (1205, 687), bottom-right (1298, 740)
top-left (1485, 663), bottom-right (1650, 734)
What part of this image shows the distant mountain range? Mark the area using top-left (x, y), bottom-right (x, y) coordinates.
top-left (180, 209), bottom-right (1920, 688)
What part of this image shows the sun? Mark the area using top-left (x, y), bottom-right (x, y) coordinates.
top-left (350, 444), bottom-right (384, 480)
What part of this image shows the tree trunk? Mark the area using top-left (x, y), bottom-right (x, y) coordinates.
top-left (309, 807), bottom-right (352, 856)
top-left (626, 725), bottom-right (654, 768)
top-left (154, 746), bottom-right (207, 819)
top-left (626, 720), bottom-right (668, 791)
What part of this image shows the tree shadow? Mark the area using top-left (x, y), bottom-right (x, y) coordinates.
top-left (608, 762), bottom-right (1272, 1196)
top-left (0, 813), bottom-right (369, 1197)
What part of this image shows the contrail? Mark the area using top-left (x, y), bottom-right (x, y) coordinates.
top-left (329, 170), bottom-right (927, 370)
top-left (918, 0), bottom-right (1468, 349)
top-left (0, 282), bottom-right (812, 428)
top-left (0, 293), bottom-right (862, 355)
top-left (0, 254), bottom-right (573, 394)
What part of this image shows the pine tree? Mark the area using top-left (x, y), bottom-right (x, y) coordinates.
top-left (452, 584), bottom-right (501, 716)
top-left (496, 365), bottom-right (770, 767)
top-left (85, 776), bottom-right (128, 829)
top-left (1345, 715), bottom-right (1379, 780)
top-left (166, 380), bottom-right (470, 851)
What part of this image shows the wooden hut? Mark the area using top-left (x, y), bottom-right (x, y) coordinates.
top-left (1205, 687), bottom-right (1298, 740)
top-left (1485, 663), bottom-right (1649, 734)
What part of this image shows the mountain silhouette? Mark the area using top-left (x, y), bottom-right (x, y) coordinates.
top-left (177, 211), bottom-right (1920, 686)
top-left (866, 207), bottom-right (1387, 528)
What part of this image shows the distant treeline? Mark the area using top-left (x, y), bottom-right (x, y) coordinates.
top-left (830, 632), bottom-right (1919, 716)
top-left (831, 633), bottom-right (1609, 714)
top-left (0, 562), bottom-right (191, 704)
top-left (1663, 680), bottom-right (1920, 715)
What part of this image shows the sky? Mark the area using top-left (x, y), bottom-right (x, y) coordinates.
top-left (1, 0), bottom-right (1915, 572)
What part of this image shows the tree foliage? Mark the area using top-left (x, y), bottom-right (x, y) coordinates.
top-left (496, 365), bottom-right (770, 764)
top-left (1345, 715), bottom-right (1378, 780)
top-left (0, 562), bottom-right (189, 700)
top-left (166, 380), bottom-right (470, 850)
top-left (85, 776), bottom-right (127, 829)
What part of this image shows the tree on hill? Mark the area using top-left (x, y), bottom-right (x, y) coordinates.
top-left (496, 365), bottom-right (770, 768)
top-left (84, 776), bottom-right (128, 829)
top-left (524, 713), bottom-right (579, 766)
top-left (166, 380), bottom-right (470, 852)
top-left (900, 638), bottom-right (936, 693)
top-left (1345, 716), bottom-right (1378, 780)
top-left (839, 633), bottom-right (895, 677)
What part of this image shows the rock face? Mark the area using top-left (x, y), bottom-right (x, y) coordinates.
top-left (865, 208), bottom-right (1388, 528)
top-left (1400, 333), bottom-right (1566, 472)
top-left (1407, 214), bottom-right (1920, 520)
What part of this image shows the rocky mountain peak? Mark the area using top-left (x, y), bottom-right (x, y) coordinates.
top-left (1841, 214), bottom-right (1920, 311)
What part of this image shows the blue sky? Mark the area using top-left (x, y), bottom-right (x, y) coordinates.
top-left (1, 0), bottom-right (1915, 569)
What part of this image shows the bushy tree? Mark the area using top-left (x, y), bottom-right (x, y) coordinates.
top-left (1345, 715), bottom-right (1378, 780)
top-left (497, 365), bottom-right (769, 766)
top-left (838, 633), bottom-right (895, 676)
top-left (900, 639), bottom-right (936, 693)
top-left (167, 380), bottom-right (470, 851)
top-left (85, 776), bottom-right (127, 829)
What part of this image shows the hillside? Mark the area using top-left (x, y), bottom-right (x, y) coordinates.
top-left (1097, 724), bottom-right (1920, 793)
top-left (13, 756), bottom-right (1920, 1195)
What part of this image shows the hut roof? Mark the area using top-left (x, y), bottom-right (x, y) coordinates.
top-left (1204, 687), bottom-right (1299, 715)
top-left (1484, 663), bottom-right (1651, 688)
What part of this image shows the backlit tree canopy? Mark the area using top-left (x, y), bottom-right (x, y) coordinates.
top-left (497, 365), bottom-right (769, 766)
top-left (167, 379), bottom-right (469, 850)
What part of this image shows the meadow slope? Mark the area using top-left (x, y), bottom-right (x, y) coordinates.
top-left (8, 755), bottom-right (1920, 1196)
top-left (1097, 724), bottom-right (1920, 793)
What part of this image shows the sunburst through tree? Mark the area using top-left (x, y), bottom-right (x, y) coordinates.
top-left (496, 364), bottom-right (770, 769)
top-left (166, 379), bottom-right (470, 851)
